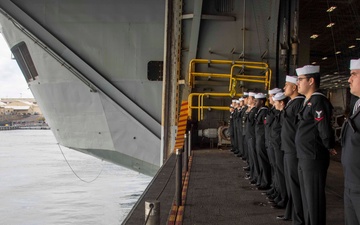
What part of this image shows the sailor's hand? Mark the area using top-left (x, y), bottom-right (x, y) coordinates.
top-left (329, 149), bottom-right (337, 156)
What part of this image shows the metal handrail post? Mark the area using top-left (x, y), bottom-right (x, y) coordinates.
top-left (175, 149), bottom-right (182, 206)
top-left (144, 200), bottom-right (160, 225)
top-left (184, 134), bottom-right (188, 172)
top-left (188, 130), bottom-right (191, 157)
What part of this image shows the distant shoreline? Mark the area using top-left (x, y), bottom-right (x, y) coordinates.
top-left (0, 125), bottom-right (50, 131)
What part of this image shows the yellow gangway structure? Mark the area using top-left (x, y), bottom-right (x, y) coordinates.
top-left (187, 59), bottom-right (272, 121)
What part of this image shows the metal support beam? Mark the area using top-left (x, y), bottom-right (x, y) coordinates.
top-left (188, 0), bottom-right (203, 62)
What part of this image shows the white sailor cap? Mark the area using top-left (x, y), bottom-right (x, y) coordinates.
top-left (268, 88), bottom-right (282, 95)
top-left (272, 92), bottom-right (287, 101)
top-left (286, 75), bottom-right (298, 85)
top-left (239, 97), bottom-right (244, 101)
top-left (248, 92), bottom-right (256, 97)
top-left (235, 100), bottom-right (240, 104)
top-left (255, 93), bottom-right (266, 99)
top-left (350, 59), bottom-right (360, 70)
top-left (243, 92), bottom-right (249, 97)
top-left (296, 65), bottom-right (320, 76)
top-left (232, 99), bottom-right (237, 102)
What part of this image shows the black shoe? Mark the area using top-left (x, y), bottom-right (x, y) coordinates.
top-left (244, 175), bottom-right (251, 180)
top-left (233, 151), bottom-right (239, 154)
top-left (243, 166), bottom-right (250, 171)
top-left (230, 149), bottom-right (235, 152)
top-left (267, 200), bottom-right (275, 204)
top-left (268, 194), bottom-right (278, 200)
top-left (257, 186), bottom-right (271, 191)
top-left (271, 204), bottom-right (285, 209)
top-left (261, 192), bottom-right (267, 195)
top-left (276, 215), bottom-right (291, 221)
top-left (249, 180), bottom-right (257, 184)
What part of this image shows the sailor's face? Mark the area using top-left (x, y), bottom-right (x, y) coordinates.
top-left (283, 82), bottom-right (296, 97)
top-left (248, 97), bottom-right (255, 105)
top-left (244, 97), bottom-right (248, 105)
top-left (273, 100), bottom-right (281, 110)
top-left (269, 94), bottom-right (274, 105)
top-left (255, 99), bottom-right (261, 108)
top-left (349, 69), bottom-right (360, 97)
top-left (297, 75), bottom-right (310, 95)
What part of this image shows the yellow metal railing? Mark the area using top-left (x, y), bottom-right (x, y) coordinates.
top-left (187, 59), bottom-right (272, 121)
top-left (188, 59), bottom-right (271, 91)
top-left (188, 93), bottom-right (242, 120)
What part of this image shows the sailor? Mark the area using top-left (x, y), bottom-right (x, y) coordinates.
top-left (264, 88), bottom-right (282, 198)
top-left (241, 92), bottom-right (250, 164)
top-left (277, 75), bottom-right (305, 222)
top-left (269, 92), bottom-right (289, 210)
top-left (254, 93), bottom-right (271, 189)
top-left (233, 100), bottom-right (241, 155)
top-left (295, 65), bottom-right (337, 225)
top-left (235, 97), bottom-right (245, 158)
top-left (245, 92), bottom-right (260, 184)
top-left (229, 100), bottom-right (237, 152)
top-left (341, 58), bottom-right (360, 225)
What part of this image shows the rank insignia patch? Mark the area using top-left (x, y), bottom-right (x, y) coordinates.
top-left (315, 110), bottom-right (324, 121)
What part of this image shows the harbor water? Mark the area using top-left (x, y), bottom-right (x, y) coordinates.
top-left (0, 130), bottom-right (151, 225)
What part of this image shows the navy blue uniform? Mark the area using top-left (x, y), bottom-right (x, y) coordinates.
top-left (229, 111), bottom-right (235, 149)
top-left (270, 109), bottom-right (287, 208)
top-left (246, 107), bottom-right (259, 182)
top-left (241, 105), bottom-right (249, 161)
top-left (233, 108), bottom-right (240, 154)
top-left (341, 102), bottom-right (360, 225)
top-left (236, 107), bottom-right (246, 156)
top-left (281, 95), bottom-right (305, 223)
top-left (255, 106), bottom-right (271, 187)
top-left (265, 106), bottom-right (277, 194)
top-left (295, 92), bottom-right (334, 225)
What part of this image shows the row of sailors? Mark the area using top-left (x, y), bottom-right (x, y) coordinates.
top-left (228, 61), bottom-right (360, 225)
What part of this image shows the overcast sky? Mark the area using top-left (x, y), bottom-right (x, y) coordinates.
top-left (0, 34), bottom-right (34, 98)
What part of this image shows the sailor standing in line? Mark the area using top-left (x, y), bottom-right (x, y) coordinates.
top-left (229, 99), bottom-right (236, 152)
top-left (295, 65), bottom-right (337, 225)
top-left (245, 92), bottom-right (260, 184)
top-left (254, 93), bottom-right (271, 189)
top-left (242, 93), bottom-right (250, 164)
top-left (264, 88), bottom-right (282, 198)
top-left (341, 59), bottom-right (360, 225)
top-left (233, 100), bottom-right (241, 155)
top-left (277, 75), bottom-right (305, 223)
top-left (236, 97), bottom-right (246, 158)
top-left (269, 92), bottom-right (289, 210)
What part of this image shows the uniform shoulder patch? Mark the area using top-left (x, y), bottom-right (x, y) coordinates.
top-left (315, 110), bottom-right (324, 121)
